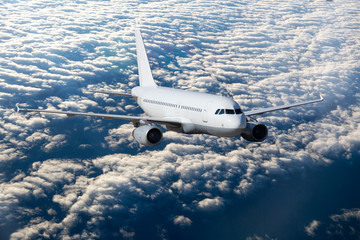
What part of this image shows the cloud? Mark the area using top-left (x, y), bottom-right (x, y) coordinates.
top-left (173, 215), bottom-right (192, 227)
top-left (197, 197), bottom-right (224, 211)
top-left (0, 159), bottom-right (91, 238)
top-left (331, 208), bottom-right (360, 222)
top-left (119, 228), bottom-right (135, 239)
top-left (305, 220), bottom-right (321, 237)
top-left (10, 219), bottom-right (56, 240)
top-left (305, 209), bottom-right (360, 239)
top-left (0, 0), bottom-right (359, 239)
top-left (25, 132), bottom-right (67, 152)
top-left (2, 114), bottom-right (48, 133)
top-left (104, 123), bottom-right (135, 149)
top-left (57, 96), bottom-right (98, 111)
top-left (306, 105), bottom-right (360, 160)
top-left (245, 235), bottom-right (276, 240)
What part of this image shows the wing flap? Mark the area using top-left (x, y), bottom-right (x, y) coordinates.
top-left (244, 96), bottom-right (324, 116)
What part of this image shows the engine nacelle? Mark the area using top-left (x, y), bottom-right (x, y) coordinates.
top-left (132, 125), bottom-right (163, 146)
top-left (241, 122), bottom-right (268, 142)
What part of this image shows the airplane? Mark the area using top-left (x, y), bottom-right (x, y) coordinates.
top-left (17, 28), bottom-right (324, 146)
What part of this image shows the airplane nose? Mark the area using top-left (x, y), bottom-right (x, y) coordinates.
top-left (239, 113), bottom-right (246, 129)
top-left (226, 113), bottom-right (246, 130)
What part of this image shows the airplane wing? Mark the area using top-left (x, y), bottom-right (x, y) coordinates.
top-left (17, 106), bottom-right (181, 128)
top-left (86, 90), bottom-right (134, 97)
top-left (85, 90), bottom-right (138, 101)
top-left (244, 95), bottom-right (324, 116)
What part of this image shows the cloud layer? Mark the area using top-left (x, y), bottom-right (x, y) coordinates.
top-left (0, 0), bottom-right (359, 239)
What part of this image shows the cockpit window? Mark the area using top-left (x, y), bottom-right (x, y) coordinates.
top-left (225, 109), bottom-right (235, 114)
top-left (215, 108), bottom-right (242, 115)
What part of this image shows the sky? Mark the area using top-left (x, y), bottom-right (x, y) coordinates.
top-left (0, 0), bottom-right (359, 239)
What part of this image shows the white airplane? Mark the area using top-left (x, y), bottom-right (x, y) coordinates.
top-left (17, 29), bottom-right (324, 146)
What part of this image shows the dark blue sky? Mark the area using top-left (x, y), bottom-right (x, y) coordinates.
top-left (184, 158), bottom-right (360, 240)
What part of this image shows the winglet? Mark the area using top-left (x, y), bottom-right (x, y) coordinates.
top-left (319, 94), bottom-right (324, 101)
top-left (16, 103), bottom-right (20, 113)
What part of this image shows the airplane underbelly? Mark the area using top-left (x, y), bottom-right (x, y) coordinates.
top-left (200, 125), bottom-right (242, 137)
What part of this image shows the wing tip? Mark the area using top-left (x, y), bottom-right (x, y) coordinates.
top-left (16, 103), bottom-right (20, 113)
top-left (16, 104), bottom-right (32, 113)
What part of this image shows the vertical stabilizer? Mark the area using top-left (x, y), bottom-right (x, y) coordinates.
top-left (135, 29), bottom-right (157, 87)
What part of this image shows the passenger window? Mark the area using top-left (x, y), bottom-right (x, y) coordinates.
top-left (235, 109), bottom-right (242, 114)
top-left (215, 109), bottom-right (220, 114)
top-left (219, 109), bottom-right (224, 115)
top-left (226, 109), bottom-right (235, 114)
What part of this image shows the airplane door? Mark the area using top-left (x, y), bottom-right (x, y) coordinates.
top-left (175, 102), bottom-right (181, 116)
top-left (202, 102), bottom-right (211, 123)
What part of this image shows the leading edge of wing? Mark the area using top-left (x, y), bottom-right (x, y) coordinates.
top-left (18, 107), bottom-right (181, 127)
top-left (85, 90), bottom-right (133, 97)
top-left (244, 95), bottom-right (324, 116)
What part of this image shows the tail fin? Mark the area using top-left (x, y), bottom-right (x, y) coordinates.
top-left (135, 29), bottom-right (157, 87)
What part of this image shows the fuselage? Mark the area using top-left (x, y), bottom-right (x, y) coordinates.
top-left (132, 86), bottom-right (247, 137)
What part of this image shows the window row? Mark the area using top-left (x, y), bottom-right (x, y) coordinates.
top-left (144, 99), bottom-right (177, 108)
top-left (180, 105), bottom-right (202, 112)
top-left (143, 99), bottom-right (202, 112)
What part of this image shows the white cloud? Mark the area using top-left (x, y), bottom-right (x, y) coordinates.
top-left (245, 234), bottom-right (275, 240)
top-left (0, 143), bottom-right (24, 163)
top-left (25, 132), bottom-right (67, 152)
top-left (173, 215), bottom-right (192, 227)
top-left (53, 193), bottom-right (78, 210)
top-left (306, 105), bottom-right (360, 159)
top-left (10, 220), bottom-right (56, 240)
top-left (104, 123), bottom-right (135, 149)
top-left (0, 81), bottom-right (42, 92)
top-left (6, 112), bottom-right (49, 127)
top-left (305, 220), bottom-right (321, 237)
top-left (119, 228), bottom-right (135, 239)
top-left (331, 208), bottom-right (360, 222)
top-left (305, 208), bottom-right (360, 238)
top-left (197, 197), bottom-right (224, 211)
top-left (0, 0), bottom-right (359, 239)
top-left (57, 97), bottom-right (98, 111)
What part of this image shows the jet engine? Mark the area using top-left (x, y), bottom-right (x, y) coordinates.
top-left (241, 122), bottom-right (268, 142)
top-left (132, 125), bottom-right (163, 146)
